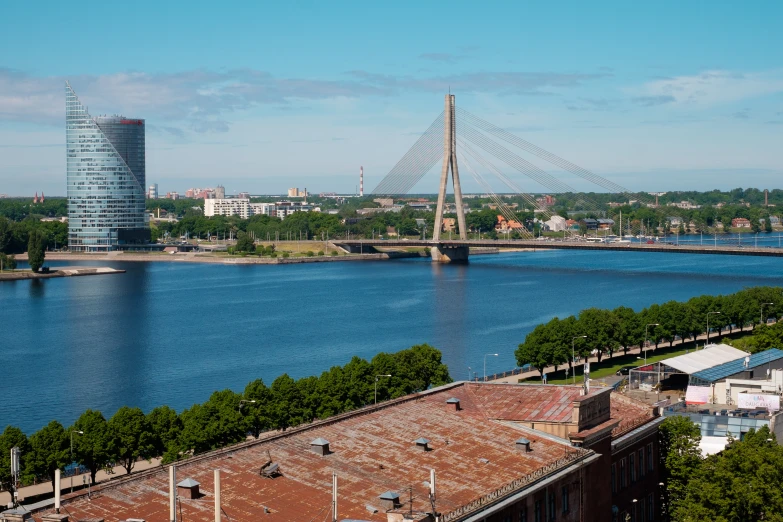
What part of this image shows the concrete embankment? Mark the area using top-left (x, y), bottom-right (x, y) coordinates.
top-left (0, 266), bottom-right (125, 281)
top-left (14, 250), bottom-right (427, 265)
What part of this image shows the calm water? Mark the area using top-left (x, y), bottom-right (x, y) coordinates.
top-left (2, 250), bottom-right (782, 433)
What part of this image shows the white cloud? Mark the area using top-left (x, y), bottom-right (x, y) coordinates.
top-left (636, 70), bottom-right (783, 106)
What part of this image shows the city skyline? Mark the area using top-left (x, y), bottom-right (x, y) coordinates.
top-left (1, 1), bottom-right (782, 195)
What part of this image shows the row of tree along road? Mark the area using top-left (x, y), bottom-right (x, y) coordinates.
top-left (515, 286), bottom-right (783, 378)
top-left (0, 344), bottom-right (451, 499)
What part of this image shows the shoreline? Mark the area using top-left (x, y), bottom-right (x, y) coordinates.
top-left (0, 266), bottom-right (125, 281)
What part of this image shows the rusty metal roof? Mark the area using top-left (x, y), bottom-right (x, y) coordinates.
top-left (39, 383), bottom-right (648, 521)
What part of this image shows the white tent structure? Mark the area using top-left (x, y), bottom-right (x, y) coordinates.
top-left (629, 344), bottom-right (748, 391)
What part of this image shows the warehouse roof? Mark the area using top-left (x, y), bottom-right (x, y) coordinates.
top-left (692, 348), bottom-right (783, 382)
top-left (661, 344), bottom-right (748, 374)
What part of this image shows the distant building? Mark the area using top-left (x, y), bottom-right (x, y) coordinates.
top-left (66, 82), bottom-right (149, 251)
top-left (204, 199), bottom-right (253, 219)
top-left (597, 218), bottom-right (615, 229)
top-left (496, 215), bottom-right (524, 232)
top-left (249, 202), bottom-right (276, 217)
top-left (442, 217), bottom-right (456, 232)
top-left (166, 192), bottom-right (180, 200)
top-left (273, 200), bottom-right (312, 219)
top-left (237, 192), bottom-right (250, 199)
top-left (214, 185), bottom-right (225, 199)
top-left (582, 218), bottom-right (598, 230)
top-left (185, 188), bottom-right (195, 198)
top-left (544, 215), bottom-right (567, 232)
top-left (288, 187), bottom-right (300, 197)
top-left (373, 198), bottom-right (394, 208)
top-left (536, 194), bottom-right (556, 207)
top-left (148, 184), bottom-right (158, 199)
top-left (732, 218), bottom-right (751, 228)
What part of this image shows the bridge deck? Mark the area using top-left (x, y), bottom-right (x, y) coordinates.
top-left (335, 239), bottom-right (783, 257)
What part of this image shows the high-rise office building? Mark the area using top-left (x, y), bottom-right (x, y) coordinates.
top-left (148, 183), bottom-right (158, 199)
top-left (66, 82), bottom-right (149, 251)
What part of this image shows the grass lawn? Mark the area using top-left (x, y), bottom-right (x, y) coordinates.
top-left (522, 344), bottom-right (709, 385)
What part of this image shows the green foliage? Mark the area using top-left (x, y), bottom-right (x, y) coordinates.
top-left (732, 321), bottom-right (783, 353)
top-left (0, 252), bottom-right (16, 270)
top-left (672, 426), bottom-right (783, 522)
top-left (317, 250), bottom-right (324, 256)
top-left (330, 250), bottom-right (338, 256)
top-left (71, 410), bottom-right (111, 484)
top-left (26, 421), bottom-right (69, 485)
top-left (2, 345), bottom-right (452, 481)
top-left (26, 228), bottom-right (47, 272)
top-left (515, 287), bottom-right (783, 375)
top-left (234, 231), bottom-right (255, 252)
top-left (107, 406), bottom-right (156, 474)
top-left (659, 416), bottom-right (702, 519)
top-left (0, 425), bottom-right (31, 499)
top-left (306, 250), bottom-right (314, 257)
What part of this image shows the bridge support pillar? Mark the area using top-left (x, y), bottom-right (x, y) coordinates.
top-left (431, 245), bottom-right (469, 263)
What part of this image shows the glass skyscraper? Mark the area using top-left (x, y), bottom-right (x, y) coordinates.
top-left (66, 82), bottom-right (149, 251)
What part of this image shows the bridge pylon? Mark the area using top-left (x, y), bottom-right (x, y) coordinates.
top-left (431, 95), bottom-right (469, 263)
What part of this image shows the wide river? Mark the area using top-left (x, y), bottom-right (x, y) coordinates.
top-left (2, 250), bottom-right (782, 433)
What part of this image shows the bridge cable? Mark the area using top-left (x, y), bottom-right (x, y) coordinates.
top-left (456, 148), bottom-right (535, 239)
top-left (457, 123), bottom-right (606, 214)
top-left (371, 111), bottom-right (445, 195)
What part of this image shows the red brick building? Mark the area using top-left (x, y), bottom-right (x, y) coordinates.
top-left (30, 383), bottom-right (661, 522)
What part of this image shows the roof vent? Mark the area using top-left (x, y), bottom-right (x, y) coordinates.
top-left (260, 462), bottom-right (281, 478)
top-left (446, 397), bottom-right (461, 411)
top-left (176, 478), bottom-right (200, 499)
top-left (516, 438), bottom-right (532, 452)
top-left (379, 491), bottom-right (402, 510)
top-left (414, 437), bottom-right (431, 451)
top-left (311, 437), bottom-right (331, 456)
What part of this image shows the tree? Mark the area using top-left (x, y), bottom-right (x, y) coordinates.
top-left (674, 427), bottom-right (783, 522)
top-left (613, 306), bottom-right (643, 355)
top-left (0, 252), bottom-right (16, 270)
top-left (242, 379), bottom-right (272, 438)
top-left (178, 390), bottom-right (246, 455)
top-left (147, 405), bottom-right (181, 463)
top-left (107, 406), bottom-right (155, 474)
top-left (516, 322), bottom-right (558, 379)
top-left (659, 416), bottom-right (702, 520)
top-left (0, 217), bottom-right (11, 253)
top-left (26, 420), bottom-right (68, 485)
top-left (234, 231), bottom-right (255, 252)
top-left (71, 410), bottom-right (111, 485)
top-left (27, 228), bottom-right (47, 272)
top-left (577, 308), bottom-right (619, 363)
top-left (0, 426), bottom-right (30, 501)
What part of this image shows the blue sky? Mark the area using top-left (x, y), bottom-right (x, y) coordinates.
top-left (1, 1), bottom-right (781, 196)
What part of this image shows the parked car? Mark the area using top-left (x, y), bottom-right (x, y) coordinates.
top-left (616, 365), bottom-right (636, 376)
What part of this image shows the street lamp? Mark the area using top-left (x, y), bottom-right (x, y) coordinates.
top-left (706, 312), bottom-right (721, 346)
top-left (238, 399), bottom-right (256, 412)
top-left (761, 302), bottom-right (774, 325)
top-left (644, 324), bottom-right (659, 365)
top-left (70, 430), bottom-right (83, 493)
top-left (484, 354), bottom-right (498, 382)
top-left (572, 336), bottom-right (587, 384)
top-left (467, 366), bottom-right (473, 382)
top-left (375, 374), bottom-right (392, 405)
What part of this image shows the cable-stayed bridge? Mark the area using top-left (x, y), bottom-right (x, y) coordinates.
top-left (339, 95), bottom-right (779, 262)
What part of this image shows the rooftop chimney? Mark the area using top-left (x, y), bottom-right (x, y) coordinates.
top-left (445, 397), bottom-right (461, 411)
top-left (379, 491), bottom-right (401, 510)
top-left (516, 438), bottom-right (532, 452)
top-left (414, 437), bottom-right (431, 451)
top-left (311, 437), bottom-right (330, 456)
top-left (177, 478), bottom-right (201, 499)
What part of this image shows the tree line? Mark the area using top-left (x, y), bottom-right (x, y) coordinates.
top-left (0, 344), bottom-right (451, 497)
top-left (515, 286), bottom-right (783, 378)
top-left (659, 416), bottom-right (783, 521)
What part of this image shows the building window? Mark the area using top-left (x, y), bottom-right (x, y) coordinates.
top-left (620, 458), bottom-right (627, 488)
top-left (647, 443), bottom-right (654, 472)
top-left (630, 453), bottom-right (636, 483)
top-left (548, 490), bottom-right (556, 521)
top-left (562, 486), bottom-right (569, 513)
top-left (648, 493), bottom-right (654, 520)
top-left (535, 500), bottom-right (541, 522)
top-left (640, 498), bottom-right (646, 522)
top-left (520, 506), bottom-right (527, 522)
top-left (639, 448), bottom-right (645, 478)
top-left (611, 463), bottom-right (617, 494)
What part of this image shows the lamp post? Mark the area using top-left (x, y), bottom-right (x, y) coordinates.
top-left (572, 336), bottom-right (587, 384)
top-left (238, 399), bottom-right (256, 412)
top-left (706, 312), bottom-right (721, 346)
top-left (467, 366), bottom-right (473, 382)
top-left (644, 323), bottom-right (659, 365)
top-left (70, 430), bottom-right (83, 493)
top-left (484, 354), bottom-right (498, 382)
top-left (761, 302), bottom-right (773, 325)
top-left (375, 374), bottom-right (392, 405)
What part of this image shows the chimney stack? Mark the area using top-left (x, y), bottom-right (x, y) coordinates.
top-left (214, 470), bottom-right (221, 522)
top-left (169, 465), bottom-right (176, 522)
top-left (360, 166), bottom-right (364, 197)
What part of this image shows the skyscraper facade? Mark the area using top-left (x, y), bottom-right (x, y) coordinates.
top-left (66, 82), bottom-right (149, 251)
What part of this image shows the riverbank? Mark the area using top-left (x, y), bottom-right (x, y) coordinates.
top-left (0, 266), bottom-right (125, 281)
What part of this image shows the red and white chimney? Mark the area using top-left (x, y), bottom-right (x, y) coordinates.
top-left (360, 166), bottom-right (364, 197)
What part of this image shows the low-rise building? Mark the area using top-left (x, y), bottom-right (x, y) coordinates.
top-left (544, 215), bottom-right (567, 232)
top-left (30, 382), bottom-right (662, 522)
top-left (732, 217), bottom-right (751, 228)
top-left (204, 198), bottom-right (253, 219)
